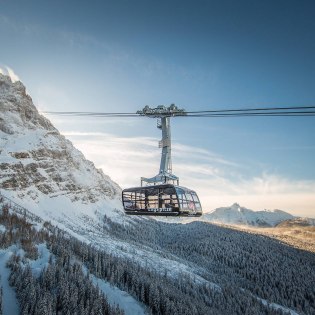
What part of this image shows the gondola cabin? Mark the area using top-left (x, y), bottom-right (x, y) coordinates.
top-left (122, 184), bottom-right (202, 216)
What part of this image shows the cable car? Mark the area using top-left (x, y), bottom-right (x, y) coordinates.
top-left (122, 105), bottom-right (203, 217)
top-left (122, 184), bottom-right (202, 216)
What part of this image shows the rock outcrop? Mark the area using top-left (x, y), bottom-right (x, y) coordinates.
top-left (0, 73), bottom-right (121, 205)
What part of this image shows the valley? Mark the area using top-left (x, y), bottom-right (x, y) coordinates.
top-left (1, 194), bottom-right (314, 315)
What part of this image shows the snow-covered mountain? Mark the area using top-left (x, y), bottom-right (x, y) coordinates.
top-left (0, 74), bottom-right (314, 315)
top-left (203, 203), bottom-right (295, 227)
top-left (0, 73), bottom-right (123, 228)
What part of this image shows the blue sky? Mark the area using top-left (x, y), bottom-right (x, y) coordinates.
top-left (1, 0), bottom-right (315, 216)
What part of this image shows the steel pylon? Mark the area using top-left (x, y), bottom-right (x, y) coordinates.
top-left (137, 104), bottom-right (186, 186)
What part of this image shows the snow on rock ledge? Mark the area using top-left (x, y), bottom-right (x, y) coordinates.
top-left (0, 73), bottom-right (124, 226)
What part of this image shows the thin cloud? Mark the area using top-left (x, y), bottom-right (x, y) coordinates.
top-left (59, 130), bottom-right (315, 217)
top-left (187, 173), bottom-right (315, 217)
top-left (62, 131), bottom-right (158, 147)
top-left (173, 142), bottom-right (239, 167)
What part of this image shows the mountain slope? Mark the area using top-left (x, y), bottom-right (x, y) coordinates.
top-left (0, 73), bottom-right (123, 227)
top-left (203, 203), bottom-right (295, 226)
top-left (2, 193), bottom-right (313, 315)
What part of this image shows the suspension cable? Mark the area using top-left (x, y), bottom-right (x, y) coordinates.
top-left (43, 105), bottom-right (315, 118)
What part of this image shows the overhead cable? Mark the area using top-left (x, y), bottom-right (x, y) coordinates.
top-left (43, 105), bottom-right (315, 118)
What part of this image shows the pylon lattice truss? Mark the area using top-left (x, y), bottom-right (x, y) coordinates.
top-left (137, 104), bottom-right (186, 186)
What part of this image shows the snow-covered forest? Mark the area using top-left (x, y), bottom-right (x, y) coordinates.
top-left (0, 195), bottom-right (314, 315)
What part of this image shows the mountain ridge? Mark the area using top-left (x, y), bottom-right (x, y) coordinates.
top-left (0, 73), bottom-right (124, 227)
top-left (203, 202), bottom-right (295, 227)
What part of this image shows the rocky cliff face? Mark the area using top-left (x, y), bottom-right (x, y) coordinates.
top-left (0, 74), bottom-right (55, 134)
top-left (0, 74), bottom-right (122, 223)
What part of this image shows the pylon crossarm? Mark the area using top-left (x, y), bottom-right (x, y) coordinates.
top-left (137, 104), bottom-right (186, 118)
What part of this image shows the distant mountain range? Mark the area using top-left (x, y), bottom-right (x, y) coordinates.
top-left (203, 203), bottom-right (295, 227)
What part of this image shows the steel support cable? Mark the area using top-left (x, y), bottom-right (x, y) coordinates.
top-left (184, 111), bottom-right (315, 117)
top-left (184, 113), bottom-right (315, 118)
top-left (43, 106), bottom-right (315, 118)
top-left (43, 113), bottom-right (315, 117)
top-left (185, 105), bottom-right (315, 114)
top-left (43, 111), bottom-right (139, 117)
